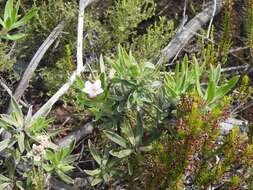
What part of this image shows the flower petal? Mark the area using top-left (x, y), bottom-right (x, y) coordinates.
top-left (94, 80), bottom-right (102, 89)
top-left (95, 88), bottom-right (104, 95)
top-left (85, 81), bottom-right (93, 90)
top-left (82, 81), bottom-right (93, 93)
top-left (88, 91), bottom-right (97, 98)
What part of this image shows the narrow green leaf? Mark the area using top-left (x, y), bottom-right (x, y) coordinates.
top-left (88, 140), bottom-right (102, 165)
top-left (75, 76), bottom-right (85, 90)
top-left (91, 177), bottom-right (103, 186)
top-left (63, 154), bottom-right (78, 164)
top-left (216, 76), bottom-right (239, 99)
top-left (0, 17), bottom-right (5, 27)
top-left (56, 170), bottom-right (73, 184)
top-left (0, 139), bottom-right (11, 152)
top-left (99, 54), bottom-right (105, 73)
top-left (24, 106), bottom-right (33, 127)
top-left (0, 174), bottom-right (11, 182)
top-left (122, 124), bottom-right (135, 146)
top-left (42, 164), bottom-right (54, 172)
top-left (109, 149), bottom-right (132, 158)
top-left (104, 130), bottom-right (127, 148)
top-left (84, 169), bottom-right (101, 176)
top-left (45, 150), bottom-right (56, 163)
top-left (99, 55), bottom-right (107, 87)
top-left (11, 96), bottom-right (23, 118)
top-left (175, 63), bottom-right (180, 80)
top-left (11, 9), bottom-right (36, 29)
top-left (128, 159), bottom-right (133, 176)
top-left (205, 80), bottom-right (216, 103)
top-left (15, 181), bottom-right (24, 190)
top-left (135, 112), bottom-right (143, 146)
top-left (4, 0), bottom-right (13, 21)
top-left (1, 114), bottom-right (19, 127)
top-left (63, 140), bottom-right (75, 158)
top-left (139, 145), bottom-right (152, 152)
top-left (164, 73), bottom-right (178, 98)
top-left (14, 0), bottom-right (20, 21)
top-left (214, 64), bottom-right (221, 84)
top-left (4, 17), bottom-right (12, 29)
top-left (18, 132), bottom-right (25, 153)
top-left (5, 33), bottom-right (26, 40)
top-left (106, 57), bottom-right (123, 75)
top-left (59, 165), bottom-right (75, 173)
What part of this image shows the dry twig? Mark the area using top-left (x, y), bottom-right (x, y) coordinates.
top-left (157, 0), bottom-right (224, 65)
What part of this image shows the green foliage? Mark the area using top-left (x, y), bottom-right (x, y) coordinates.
top-left (84, 140), bottom-right (119, 186)
top-left (43, 141), bottom-right (77, 184)
top-left (164, 54), bottom-right (238, 107)
top-left (0, 1), bottom-right (252, 189)
top-left (76, 45), bottom-right (160, 122)
top-left (130, 16), bottom-right (174, 61)
top-left (0, 0), bottom-right (36, 40)
top-left (0, 96), bottom-right (76, 188)
top-left (79, 47), bottom-right (246, 188)
top-left (107, 0), bottom-right (155, 44)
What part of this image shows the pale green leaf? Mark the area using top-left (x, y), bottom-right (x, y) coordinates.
top-left (18, 132), bottom-right (25, 153)
top-left (4, 0), bottom-right (13, 21)
top-left (11, 97), bottom-right (23, 118)
top-left (205, 80), bottom-right (216, 103)
top-left (56, 170), bottom-right (73, 184)
top-left (216, 76), bottom-right (239, 99)
top-left (84, 169), bottom-right (101, 176)
top-left (88, 140), bottom-right (102, 165)
top-left (109, 149), bottom-right (132, 158)
top-left (5, 33), bottom-right (26, 40)
top-left (0, 17), bottom-right (5, 27)
top-left (0, 139), bottom-right (11, 152)
top-left (104, 130), bottom-right (127, 148)
top-left (11, 9), bottom-right (36, 29)
top-left (91, 177), bottom-right (103, 186)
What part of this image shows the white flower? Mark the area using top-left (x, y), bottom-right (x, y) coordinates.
top-left (82, 80), bottom-right (104, 98)
top-left (36, 135), bottom-right (49, 148)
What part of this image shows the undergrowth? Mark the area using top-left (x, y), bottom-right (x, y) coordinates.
top-left (0, 0), bottom-right (253, 189)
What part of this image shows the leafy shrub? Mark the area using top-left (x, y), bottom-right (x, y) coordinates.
top-left (73, 46), bottom-right (251, 189)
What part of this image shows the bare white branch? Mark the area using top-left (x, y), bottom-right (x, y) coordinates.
top-left (31, 0), bottom-right (94, 123)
